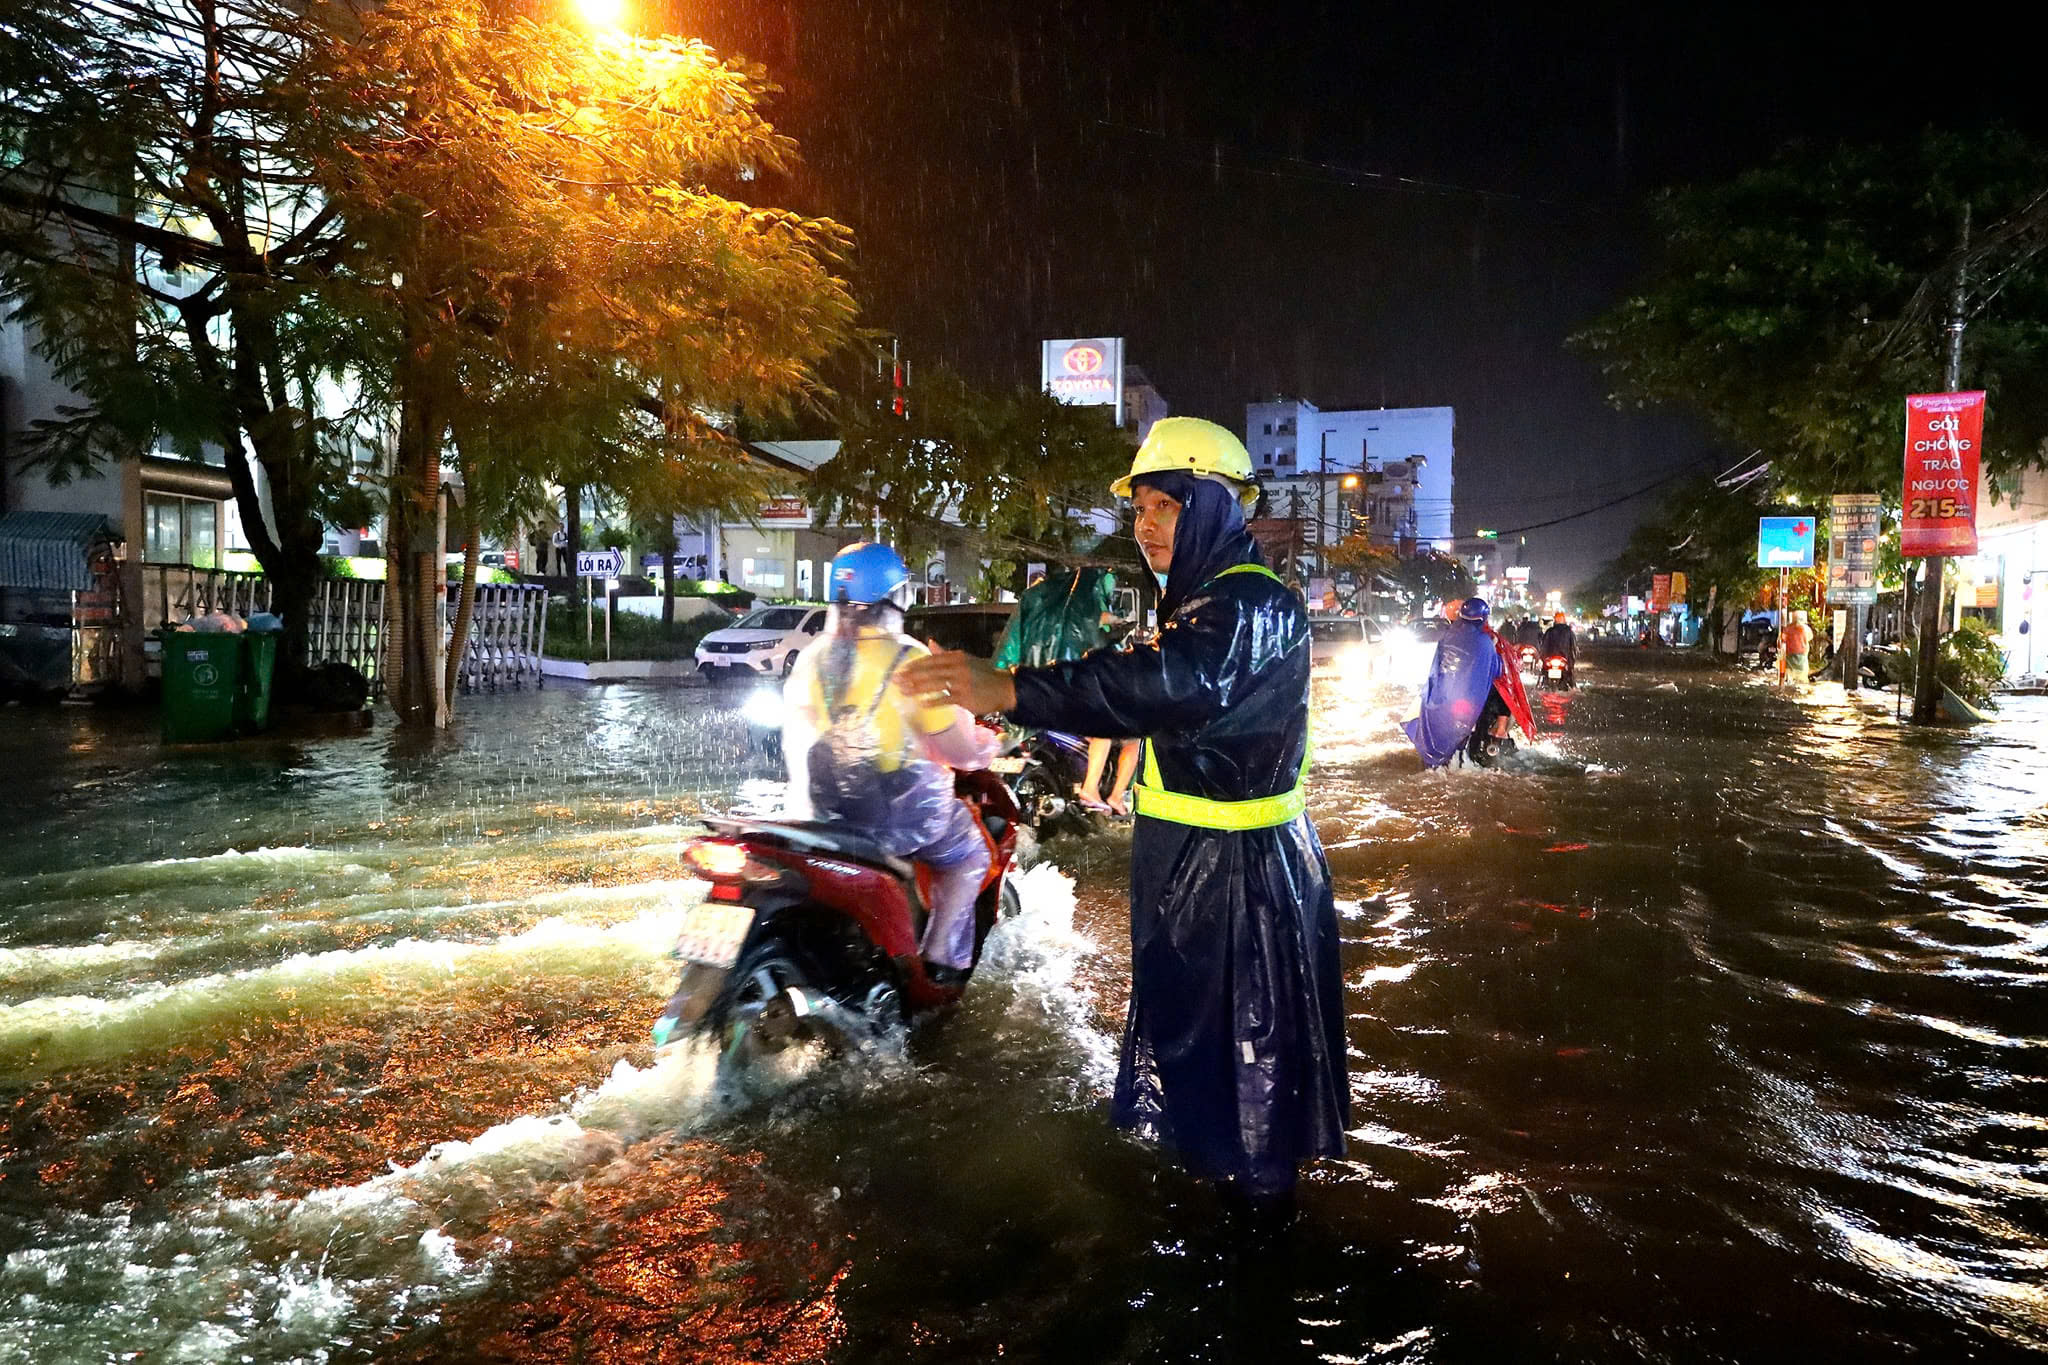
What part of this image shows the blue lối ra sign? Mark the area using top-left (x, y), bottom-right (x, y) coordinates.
top-left (1756, 516), bottom-right (1816, 569)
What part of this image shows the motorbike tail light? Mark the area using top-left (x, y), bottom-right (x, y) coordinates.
top-left (684, 840), bottom-right (789, 887)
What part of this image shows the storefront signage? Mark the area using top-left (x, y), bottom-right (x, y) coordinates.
top-left (1670, 571), bottom-right (1688, 603)
top-left (758, 497), bottom-right (810, 524)
top-left (1041, 337), bottom-right (1125, 423)
top-left (1827, 493), bottom-right (1881, 605)
top-left (1901, 391), bottom-right (1983, 558)
top-left (1650, 573), bottom-right (1672, 610)
top-left (1757, 516), bottom-right (1816, 568)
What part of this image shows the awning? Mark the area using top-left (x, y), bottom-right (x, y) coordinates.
top-left (0, 511), bottom-right (121, 591)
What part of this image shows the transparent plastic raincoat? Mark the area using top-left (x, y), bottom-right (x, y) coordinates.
top-left (1006, 476), bottom-right (1349, 1192)
top-left (782, 604), bottom-right (997, 968)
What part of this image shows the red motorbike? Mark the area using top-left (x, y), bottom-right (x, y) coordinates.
top-left (654, 770), bottom-right (1023, 1067)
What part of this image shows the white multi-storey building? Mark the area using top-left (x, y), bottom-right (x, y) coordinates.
top-left (1245, 398), bottom-right (1455, 547)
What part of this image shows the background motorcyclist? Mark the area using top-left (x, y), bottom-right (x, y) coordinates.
top-left (1515, 614), bottom-right (1544, 652)
top-left (782, 542), bottom-right (999, 986)
top-left (1541, 611), bottom-right (1577, 682)
top-left (1403, 597), bottom-right (1536, 767)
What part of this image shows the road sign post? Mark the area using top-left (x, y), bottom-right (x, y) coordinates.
top-left (1757, 517), bottom-right (1814, 687)
top-left (1829, 493), bottom-right (1881, 691)
top-left (575, 550), bottom-right (625, 653)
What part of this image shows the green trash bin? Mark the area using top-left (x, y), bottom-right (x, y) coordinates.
top-left (236, 630), bottom-right (279, 733)
top-left (160, 632), bottom-right (244, 743)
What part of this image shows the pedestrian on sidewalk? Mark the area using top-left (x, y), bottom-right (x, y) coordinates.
top-left (1784, 610), bottom-right (1812, 686)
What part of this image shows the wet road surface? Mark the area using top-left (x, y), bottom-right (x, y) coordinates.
top-left (0, 651), bottom-right (2043, 1363)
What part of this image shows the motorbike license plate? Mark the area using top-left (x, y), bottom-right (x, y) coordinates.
top-left (672, 902), bottom-right (755, 967)
top-left (989, 755), bottom-right (1027, 774)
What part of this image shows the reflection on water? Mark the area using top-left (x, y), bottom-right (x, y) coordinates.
top-left (0, 658), bottom-right (2044, 1362)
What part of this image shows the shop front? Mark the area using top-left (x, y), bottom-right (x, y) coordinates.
top-left (1971, 468), bottom-right (2048, 681)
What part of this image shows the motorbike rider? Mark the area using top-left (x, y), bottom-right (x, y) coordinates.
top-left (1540, 611), bottom-right (1577, 683)
top-left (1515, 613), bottom-right (1544, 654)
top-left (900, 417), bottom-right (1349, 1214)
top-left (1403, 597), bottom-right (1535, 767)
top-left (782, 542), bottom-right (1000, 987)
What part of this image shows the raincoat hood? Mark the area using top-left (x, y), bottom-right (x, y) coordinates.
top-left (1132, 471), bottom-right (1265, 618)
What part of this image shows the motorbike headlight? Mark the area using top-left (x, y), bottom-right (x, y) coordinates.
top-left (1388, 628), bottom-right (1433, 686)
top-left (742, 687), bottom-right (785, 729)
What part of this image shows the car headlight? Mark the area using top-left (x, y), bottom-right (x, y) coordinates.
top-left (742, 687), bottom-right (785, 729)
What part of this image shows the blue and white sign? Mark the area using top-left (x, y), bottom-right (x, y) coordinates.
top-left (1756, 516), bottom-right (1816, 569)
top-left (576, 549), bottom-right (625, 579)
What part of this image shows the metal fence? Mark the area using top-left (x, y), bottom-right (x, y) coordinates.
top-left (135, 563), bottom-right (275, 634)
top-left (135, 564), bottom-right (387, 691)
top-left (310, 577), bottom-right (387, 690)
top-left (130, 565), bottom-right (546, 696)
top-left (451, 583), bottom-right (549, 693)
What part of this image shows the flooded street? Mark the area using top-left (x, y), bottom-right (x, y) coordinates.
top-left (1, 652), bottom-right (2044, 1363)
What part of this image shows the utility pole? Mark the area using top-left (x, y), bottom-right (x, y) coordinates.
top-left (1317, 429), bottom-right (1335, 587)
top-left (1911, 204), bottom-right (1971, 726)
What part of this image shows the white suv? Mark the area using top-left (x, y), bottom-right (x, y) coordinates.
top-left (694, 605), bottom-right (827, 681)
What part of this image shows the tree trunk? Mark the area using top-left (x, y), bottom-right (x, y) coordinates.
top-left (1911, 558), bottom-right (1945, 724)
top-left (387, 368), bottom-right (447, 729)
top-left (444, 493), bottom-right (482, 708)
top-left (662, 530), bottom-right (678, 635)
top-left (564, 483), bottom-right (583, 611)
top-left (187, 302), bottom-right (326, 692)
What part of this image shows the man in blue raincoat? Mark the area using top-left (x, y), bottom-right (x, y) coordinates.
top-left (902, 417), bottom-right (1349, 1207)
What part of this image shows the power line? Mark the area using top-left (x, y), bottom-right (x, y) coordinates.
top-left (1488, 454), bottom-right (1722, 536)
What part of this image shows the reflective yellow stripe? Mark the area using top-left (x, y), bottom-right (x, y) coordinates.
top-left (1132, 562), bottom-right (1308, 830)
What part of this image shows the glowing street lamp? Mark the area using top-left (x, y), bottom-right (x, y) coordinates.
top-left (575, 0), bottom-right (625, 28)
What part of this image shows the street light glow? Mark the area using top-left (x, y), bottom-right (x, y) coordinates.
top-left (576, 0), bottom-right (625, 28)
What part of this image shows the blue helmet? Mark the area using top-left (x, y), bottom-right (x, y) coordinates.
top-left (1456, 597), bottom-right (1490, 622)
top-left (828, 542), bottom-right (909, 606)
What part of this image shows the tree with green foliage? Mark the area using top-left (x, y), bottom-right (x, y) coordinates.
top-left (1327, 535), bottom-right (1471, 619)
top-left (0, 0), bottom-right (371, 687)
top-left (805, 367), bottom-right (1134, 571)
top-left (1575, 130), bottom-right (2048, 706)
top-left (1573, 130), bottom-right (2048, 502)
top-left (301, 0), bottom-right (856, 726)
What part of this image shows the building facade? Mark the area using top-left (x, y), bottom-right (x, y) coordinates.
top-left (1967, 468), bottom-right (2048, 680)
top-left (1244, 398), bottom-right (1455, 545)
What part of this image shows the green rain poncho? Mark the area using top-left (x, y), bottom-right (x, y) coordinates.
top-left (993, 567), bottom-right (1116, 670)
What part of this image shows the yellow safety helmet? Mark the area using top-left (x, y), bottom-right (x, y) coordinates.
top-left (1110, 417), bottom-right (1259, 513)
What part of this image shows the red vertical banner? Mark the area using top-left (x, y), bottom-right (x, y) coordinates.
top-left (1901, 391), bottom-right (1984, 557)
top-left (1650, 573), bottom-right (1672, 610)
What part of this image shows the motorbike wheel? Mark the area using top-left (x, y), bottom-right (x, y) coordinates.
top-left (999, 878), bottom-right (1023, 923)
top-left (1468, 734), bottom-right (1515, 768)
top-left (712, 932), bottom-right (900, 1085)
top-left (1011, 766), bottom-right (1069, 837)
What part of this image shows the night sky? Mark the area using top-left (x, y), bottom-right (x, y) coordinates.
top-left (660, 1), bottom-right (2047, 588)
